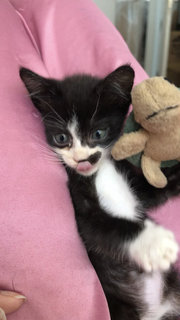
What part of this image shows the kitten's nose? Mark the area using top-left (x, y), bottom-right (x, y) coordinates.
top-left (78, 151), bottom-right (102, 165)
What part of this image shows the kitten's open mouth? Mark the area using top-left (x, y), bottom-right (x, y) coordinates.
top-left (76, 161), bottom-right (94, 173)
top-left (76, 151), bottom-right (102, 174)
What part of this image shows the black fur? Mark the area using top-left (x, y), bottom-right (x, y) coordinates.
top-left (20, 65), bottom-right (180, 320)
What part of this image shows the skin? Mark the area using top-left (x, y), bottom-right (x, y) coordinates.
top-left (0, 291), bottom-right (26, 318)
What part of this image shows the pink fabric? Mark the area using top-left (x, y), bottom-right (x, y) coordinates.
top-left (1, 0), bottom-right (179, 319)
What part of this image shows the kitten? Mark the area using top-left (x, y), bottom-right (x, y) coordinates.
top-left (20, 65), bottom-right (180, 320)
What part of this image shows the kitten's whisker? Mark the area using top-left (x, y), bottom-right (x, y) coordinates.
top-left (29, 134), bottom-right (51, 148)
top-left (44, 119), bottom-right (64, 130)
top-left (43, 113), bottom-right (67, 131)
top-left (45, 113), bottom-right (65, 125)
top-left (37, 148), bottom-right (60, 162)
top-left (90, 93), bottom-right (101, 122)
top-left (72, 104), bottom-right (75, 115)
top-left (28, 134), bottom-right (60, 161)
top-left (31, 139), bottom-right (64, 165)
top-left (37, 97), bottom-right (66, 125)
top-left (35, 146), bottom-right (62, 164)
top-left (28, 90), bottom-right (41, 97)
top-left (41, 112), bottom-right (52, 123)
top-left (105, 142), bottom-right (114, 150)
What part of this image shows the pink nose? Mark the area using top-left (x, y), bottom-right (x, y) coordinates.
top-left (73, 156), bottom-right (86, 163)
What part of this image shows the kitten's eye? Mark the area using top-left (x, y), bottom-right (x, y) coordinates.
top-left (92, 129), bottom-right (108, 141)
top-left (54, 134), bottom-right (69, 146)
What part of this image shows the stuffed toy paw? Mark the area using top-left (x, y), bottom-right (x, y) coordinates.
top-left (111, 77), bottom-right (180, 188)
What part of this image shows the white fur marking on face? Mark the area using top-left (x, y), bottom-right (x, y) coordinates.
top-left (95, 159), bottom-right (140, 221)
top-left (129, 220), bottom-right (179, 273)
top-left (53, 117), bottom-right (106, 176)
top-left (68, 118), bottom-right (92, 162)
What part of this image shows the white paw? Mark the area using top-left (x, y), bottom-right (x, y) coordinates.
top-left (129, 220), bottom-right (179, 272)
top-left (0, 308), bottom-right (6, 320)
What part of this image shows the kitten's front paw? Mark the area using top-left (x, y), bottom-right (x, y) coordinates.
top-left (129, 220), bottom-right (179, 272)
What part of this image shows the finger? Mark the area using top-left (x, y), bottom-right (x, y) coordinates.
top-left (0, 291), bottom-right (26, 314)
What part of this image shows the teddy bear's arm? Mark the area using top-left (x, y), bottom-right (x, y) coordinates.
top-left (112, 129), bottom-right (149, 160)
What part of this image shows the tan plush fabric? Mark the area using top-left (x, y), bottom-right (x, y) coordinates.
top-left (112, 77), bottom-right (180, 188)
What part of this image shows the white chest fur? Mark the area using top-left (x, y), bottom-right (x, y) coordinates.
top-left (95, 159), bottom-right (140, 221)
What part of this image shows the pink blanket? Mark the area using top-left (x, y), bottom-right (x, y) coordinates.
top-left (0, 0), bottom-right (179, 319)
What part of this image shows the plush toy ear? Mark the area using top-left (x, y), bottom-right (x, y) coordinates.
top-left (19, 68), bottom-right (60, 114)
top-left (100, 64), bottom-right (135, 97)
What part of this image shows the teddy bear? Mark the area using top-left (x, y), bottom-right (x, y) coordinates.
top-left (111, 77), bottom-right (180, 188)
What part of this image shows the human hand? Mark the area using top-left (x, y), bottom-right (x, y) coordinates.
top-left (0, 291), bottom-right (26, 320)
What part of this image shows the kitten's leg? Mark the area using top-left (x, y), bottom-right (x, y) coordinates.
top-left (141, 272), bottom-right (172, 320)
top-left (106, 269), bottom-right (180, 320)
top-left (141, 268), bottom-right (180, 320)
top-left (129, 220), bottom-right (179, 272)
top-left (132, 162), bottom-right (180, 210)
top-left (78, 213), bottom-right (178, 273)
top-left (107, 295), bottom-right (140, 320)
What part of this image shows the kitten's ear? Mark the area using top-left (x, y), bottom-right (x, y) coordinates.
top-left (100, 64), bottom-right (135, 97)
top-left (19, 68), bottom-right (59, 114)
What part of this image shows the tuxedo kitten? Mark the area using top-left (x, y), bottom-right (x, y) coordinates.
top-left (20, 65), bottom-right (180, 320)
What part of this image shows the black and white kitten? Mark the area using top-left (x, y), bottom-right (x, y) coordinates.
top-left (20, 65), bottom-right (180, 320)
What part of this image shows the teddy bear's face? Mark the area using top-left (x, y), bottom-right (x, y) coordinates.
top-left (139, 104), bottom-right (180, 133)
top-left (132, 77), bottom-right (180, 134)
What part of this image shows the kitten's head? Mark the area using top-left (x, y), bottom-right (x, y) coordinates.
top-left (20, 65), bottom-right (134, 176)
